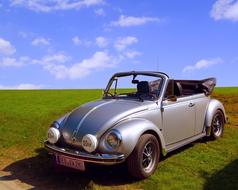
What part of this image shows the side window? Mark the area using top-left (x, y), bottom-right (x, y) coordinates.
top-left (149, 79), bottom-right (161, 96)
top-left (164, 80), bottom-right (183, 99)
top-left (164, 80), bottom-right (174, 98)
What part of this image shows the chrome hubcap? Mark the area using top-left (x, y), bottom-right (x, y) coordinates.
top-left (213, 114), bottom-right (222, 136)
top-left (142, 142), bottom-right (155, 173)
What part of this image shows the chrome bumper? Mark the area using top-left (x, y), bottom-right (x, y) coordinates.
top-left (44, 141), bottom-right (125, 165)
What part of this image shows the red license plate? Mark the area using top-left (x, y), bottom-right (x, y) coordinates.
top-left (55, 154), bottom-right (85, 171)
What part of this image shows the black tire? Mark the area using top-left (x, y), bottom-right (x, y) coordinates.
top-left (210, 110), bottom-right (224, 140)
top-left (127, 134), bottom-right (160, 179)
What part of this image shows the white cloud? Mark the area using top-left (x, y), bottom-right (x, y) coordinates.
top-left (114, 36), bottom-right (138, 51)
top-left (0, 58), bottom-right (18, 67)
top-left (95, 36), bottom-right (108, 48)
top-left (65, 51), bottom-right (113, 79)
top-left (0, 38), bottom-right (16, 55)
top-left (0, 34), bottom-right (141, 80)
top-left (32, 37), bottom-right (50, 46)
top-left (0, 56), bottom-right (30, 67)
top-left (211, 0), bottom-right (238, 21)
top-left (72, 36), bottom-right (81, 45)
top-left (72, 36), bottom-right (93, 47)
top-left (34, 51), bottom-right (114, 79)
top-left (124, 50), bottom-right (141, 59)
top-left (33, 53), bottom-right (71, 65)
top-left (31, 53), bottom-right (72, 79)
top-left (0, 83), bottom-right (44, 89)
top-left (10, 0), bottom-right (104, 12)
top-left (182, 58), bottom-right (223, 73)
top-left (94, 8), bottom-right (105, 16)
top-left (111, 15), bottom-right (160, 27)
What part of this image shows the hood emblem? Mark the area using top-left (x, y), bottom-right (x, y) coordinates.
top-left (72, 137), bottom-right (77, 142)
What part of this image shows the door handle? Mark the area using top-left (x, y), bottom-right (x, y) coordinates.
top-left (188, 103), bottom-right (195, 107)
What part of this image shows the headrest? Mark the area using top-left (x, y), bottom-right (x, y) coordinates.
top-left (137, 81), bottom-right (150, 94)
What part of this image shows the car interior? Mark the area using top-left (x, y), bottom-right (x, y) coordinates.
top-left (165, 78), bottom-right (216, 99)
top-left (135, 80), bottom-right (161, 99)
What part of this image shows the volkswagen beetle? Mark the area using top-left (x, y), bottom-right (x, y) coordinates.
top-left (44, 71), bottom-right (227, 179)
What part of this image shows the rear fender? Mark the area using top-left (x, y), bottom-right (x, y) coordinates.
top-left (205, 99), bottom-right (227, 136)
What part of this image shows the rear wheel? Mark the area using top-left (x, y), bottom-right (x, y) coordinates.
top-left (210, 110), bottom-right (224, 140)
top-left (127, 134), bottom-right (160, 179)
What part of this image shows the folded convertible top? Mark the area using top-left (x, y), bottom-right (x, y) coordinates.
top-left (175, 78), bottom-right (216, 96)
top-left (201, 78), bottom-right (216, 96)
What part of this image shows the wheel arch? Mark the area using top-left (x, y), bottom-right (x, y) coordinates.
top-left (105, 118), bottom-right (167, 158)
top-left (141, 130), bottom-right (165, 156)
top-left (205, 99), bottom-right (227, 136)
top-left (217, 108), bottom-right (226, 124)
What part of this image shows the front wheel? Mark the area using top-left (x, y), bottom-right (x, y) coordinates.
top-left (210, 110), bottom-right (224, 140)
top-left (127, 134), bottom-right (160, 179)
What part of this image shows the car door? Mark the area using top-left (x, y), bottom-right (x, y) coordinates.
top-left (162, 98), bottom-right (196, 145)
top-left (162, 80), bottom-right (196, 145)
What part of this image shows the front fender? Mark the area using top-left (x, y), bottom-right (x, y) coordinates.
top-left (54, 113), bottom-right (70, 128)
top-left (205, 99), bottom-right (227, 129)
top-left (99, 118), bottom-right (166, 158)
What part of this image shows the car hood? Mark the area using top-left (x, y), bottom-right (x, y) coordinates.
top-left (61, 98), bottom-right (148, 147)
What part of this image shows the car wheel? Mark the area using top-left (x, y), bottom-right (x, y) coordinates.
top-left (127, 134), bottom-right (160, 179)
top-left (210, 110), bottom-right (224, 140)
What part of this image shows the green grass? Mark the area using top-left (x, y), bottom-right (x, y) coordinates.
top-left (0, 90), bottom-right (102, 150)
top-left (214, 87), bottom-right (238, 94)
top-left (0, 88), bottom-right (238, 190)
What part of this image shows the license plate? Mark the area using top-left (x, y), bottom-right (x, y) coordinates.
top-left (55, 154), bottom-right (85, 171)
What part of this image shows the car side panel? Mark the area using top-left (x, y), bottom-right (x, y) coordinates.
top-left (192, 95), bottom-right (210, 134)
top-left (162, 97), bottom-right (196, 145)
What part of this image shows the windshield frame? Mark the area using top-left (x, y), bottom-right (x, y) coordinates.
top-left (103, 71), bottom-right (168, 101)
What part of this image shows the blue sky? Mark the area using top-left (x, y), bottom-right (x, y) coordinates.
top-left (0, 0), bottom-right (237, 89)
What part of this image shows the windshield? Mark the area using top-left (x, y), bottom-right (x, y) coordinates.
top-left (104, 74), bottom-right (163, 101)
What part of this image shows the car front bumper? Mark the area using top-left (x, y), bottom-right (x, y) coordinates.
top-left (44, 141), bottom-right (125, 165)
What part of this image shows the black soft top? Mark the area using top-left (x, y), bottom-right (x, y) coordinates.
top-left (175, 78), bottom-right (216, 96)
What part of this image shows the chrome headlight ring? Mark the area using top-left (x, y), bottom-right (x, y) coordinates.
top-left (105, 129), bottom-right (122, 150)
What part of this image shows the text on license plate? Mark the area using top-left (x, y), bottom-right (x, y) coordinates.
top-left (55, 154), bottom-right (85, 171)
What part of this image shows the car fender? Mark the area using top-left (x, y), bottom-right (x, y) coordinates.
top-left (99, 118), bottom-right (166, 158)
top-left (53, 113), bottom-right (70, 128)
top-left (205, 99), bottom-right (227, 132)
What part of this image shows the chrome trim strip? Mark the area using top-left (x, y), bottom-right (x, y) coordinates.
top-left (44, 141), bottom-right (125, 164)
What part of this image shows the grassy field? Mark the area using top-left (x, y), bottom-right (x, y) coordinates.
top-left (0, 88), bottom-right (238, 190)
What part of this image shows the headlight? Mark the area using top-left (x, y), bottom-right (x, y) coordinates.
top-left (47, 127), bottom-right (60, 144)
top-left (82, 134), bottom-right (98, 153)
top-left (106, 130), bottom-right (122, 149)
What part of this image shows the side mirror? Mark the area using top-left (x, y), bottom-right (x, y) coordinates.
top-left (132, 79), bottom-right (139, 84)
top-left (167, 95), bottom-right (177, 102)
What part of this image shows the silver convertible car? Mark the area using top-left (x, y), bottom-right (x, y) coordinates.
top-left (44, 71), bottom-right (227, 179)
